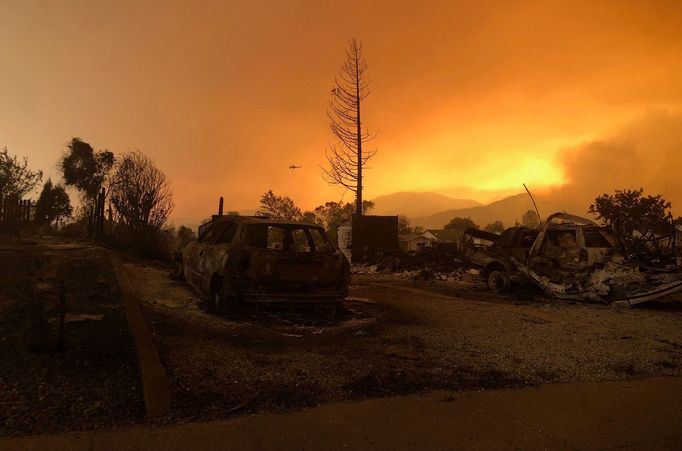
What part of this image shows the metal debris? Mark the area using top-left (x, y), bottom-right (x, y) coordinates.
top-left (463, 212), bottom-right (682, 305)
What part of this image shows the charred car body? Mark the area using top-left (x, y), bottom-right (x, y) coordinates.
top-left (461, 212), bottom-right (682, 305)
top-left (181, 216), bottom-right (349, 311)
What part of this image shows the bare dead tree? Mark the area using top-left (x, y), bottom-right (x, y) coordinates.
top-left (322, 38), bottom-right (377, 216)
top-left (108, 151), bottom-right (174, 235)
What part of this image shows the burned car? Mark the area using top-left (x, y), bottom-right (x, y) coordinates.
top-left (181, 216), bottom-right (349, 311)
top-left (461, 212), bottom-right (682, 305)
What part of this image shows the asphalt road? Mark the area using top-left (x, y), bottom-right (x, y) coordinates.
top-left (4, 376), bottom-right (682, 450)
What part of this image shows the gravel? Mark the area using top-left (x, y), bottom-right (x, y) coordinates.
top-left (128, 259), bottom-right (682, 425)
top-left (0, 239), bottom-right (143, 437)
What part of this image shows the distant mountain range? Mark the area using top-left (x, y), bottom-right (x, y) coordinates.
top-left (173, 191), bottom-right (580, 232)
top-left (370, 192), bottom-right (481, 218)
top-left (409, 193), bottom-right (536, 229)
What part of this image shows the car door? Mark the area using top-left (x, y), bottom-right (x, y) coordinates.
top-left (184, 221), bottom-right (227, 292)
top-left (199, 221), bottom-right (238, 293)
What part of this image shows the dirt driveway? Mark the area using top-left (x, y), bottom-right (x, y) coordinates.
top-left (0, 238), bottom-right (142, 437)
top-left (126, 259), bottom-right (682, 424)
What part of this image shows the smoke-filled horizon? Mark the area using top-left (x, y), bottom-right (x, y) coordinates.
top-left (538, 110), bottom-right (682, 217)
top-left (2, 0), bottom-right (681, 223)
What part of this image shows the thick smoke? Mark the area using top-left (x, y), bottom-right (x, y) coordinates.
top-left (539, 110), bottom-right (682, 216)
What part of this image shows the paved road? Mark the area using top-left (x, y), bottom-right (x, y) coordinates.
top-left (3, 376), bottom-right (682, 450)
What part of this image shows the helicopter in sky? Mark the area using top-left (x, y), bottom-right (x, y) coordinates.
top-left (288, 164), bottom-right (302, 170)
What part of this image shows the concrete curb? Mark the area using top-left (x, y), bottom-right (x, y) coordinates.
top-left (111, 254), bottom-right (171, 418)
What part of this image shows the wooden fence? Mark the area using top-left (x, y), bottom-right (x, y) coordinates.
top-left (0, 196), bottom-right (33, 234)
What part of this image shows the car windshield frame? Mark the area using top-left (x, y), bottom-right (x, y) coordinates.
top-left (242, 224), bottom-right (333, 253)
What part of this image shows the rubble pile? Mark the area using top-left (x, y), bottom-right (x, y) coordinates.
top-left (460, 212), bottom-right (682, 305)
top-left (351, 243), bottom-right (466, 281)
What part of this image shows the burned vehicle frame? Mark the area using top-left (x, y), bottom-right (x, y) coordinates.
top-left (180, 216), bottom-right (350, 311)
top-left (461, 212), bottom-right (682, 305)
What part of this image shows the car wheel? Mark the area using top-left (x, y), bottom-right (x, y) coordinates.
top-left (209, 277), bottom-right (239, 315)
top-left (313, 304), bottom-right (337, 318)
top-left (487, 269), bottom-right (510, 294)
top-left (203, 287), bottom-right (220, 313)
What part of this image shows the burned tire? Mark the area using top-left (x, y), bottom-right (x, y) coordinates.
top-left (487, 269), bottom-right (510, 294)
top-left (208, 276), bottom-right (239, 314)
top-left (313, 304), bottom-right (338, 318)
top-left (204, 282), bottom-right (221, 313)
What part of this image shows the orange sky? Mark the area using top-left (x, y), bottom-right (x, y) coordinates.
top-left (1, 0), bottom-right (681, 224)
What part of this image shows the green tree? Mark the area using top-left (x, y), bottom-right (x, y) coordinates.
top-left (484, 220), bottom-right (505, 233)
top-left (59, 138), bottom-right (114, 202)
top-left (301, 211), bottom-right (321, 224)
top-left (0, 147), bottom-right (42, 199)
top-left (35, 179), bottom-right (72, 227)
top-left (313, 199), bottom-right (374, 242)
top-left (256, 190), bottom-right (302, 220)
top-left (34, 179), bottom-right (54, 226)
top-left (314, 200), bottom-right (374, 229)
top-left (176, 225), bottom-right (196, 249)
top-left (444, 216), bottom-right (478, 230)
top-left (51, 186), bottom-right (72, 227)
top-left (588, 188), bottom-right (671, 255)
top-left (398, 215), bottom-right (423, 234)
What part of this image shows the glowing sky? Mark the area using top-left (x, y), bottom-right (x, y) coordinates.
top-left (1, 0), bottom-right (681, 222)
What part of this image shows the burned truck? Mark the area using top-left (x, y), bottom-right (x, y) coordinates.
top-left (181, 216), bottom-right (349, 311)
top-left (460, 212), bottom-right (682, 305)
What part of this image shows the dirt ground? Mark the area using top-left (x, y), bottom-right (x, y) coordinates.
top-left (3, 236), bottom-right (681, 437)
top-left (127, 258), bottom-right (682, 424)
top-left (0, 238), bottom-right (143, 436)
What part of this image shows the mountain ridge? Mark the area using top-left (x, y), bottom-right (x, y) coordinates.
top-left (370, 192), bottom-right (481, 218)
top-left (410, 193), bottom-right (536, 229)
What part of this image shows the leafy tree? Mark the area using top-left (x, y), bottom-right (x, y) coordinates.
top-left (0, 147), bottom-right (42, 199)
top-left (301, 211), bottom-right (321, 225)
top-left (484, 220), bottom-right (505, 233)
top-left (398, 215), bottom-right (423, 234)
top-left (444, 216), bottom-right (478, 230)
top-left (521, 210), bottom-right (539, 228)
top-left (312, 199), bottom-right (374, 242)
top-left (34, 179), bottom-right (54, 225)
top-left (588, 188), bottom-right (671, 255)
top-left (226, 210), bottom-right (240, 216)
top-left (176, 225), bottom-right (196, 249)
top-left (256, 190), bottom-right (302, 220)
top-left (51, 186), bottom-right (72, 226)
top-left (60, 138), bottom-right (114, 201)
top-left (314, 201), bottom-right (347, 231)
top-left (313, 200), bottom-right (374, 229)
top-left (322, 38), bottom-right (377, 216)
top-left (35, 179), bottom-right (72, 227)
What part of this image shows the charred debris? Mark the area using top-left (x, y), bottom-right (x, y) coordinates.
top-left (356, 212), bottom-right (682, 307)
